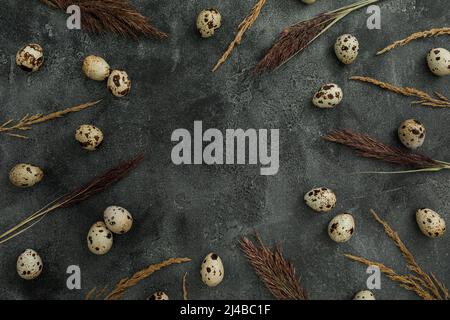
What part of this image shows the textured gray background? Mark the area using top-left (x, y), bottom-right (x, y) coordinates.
top-left (0, 0), bottom-right (448, 300)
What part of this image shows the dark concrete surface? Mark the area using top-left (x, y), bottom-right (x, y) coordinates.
top-left (0, 0), bottom-right (448, 300)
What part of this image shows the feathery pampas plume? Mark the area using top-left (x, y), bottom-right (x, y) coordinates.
top-left (252, 0), bottom-right (380, 74)
top-left (240, 234), bottom-right (308, 300)
top-left (323, 129), bottom-right (450, 174)
top-left (0, 155), bottom-right (144, 245)
top-left (41, 0), bottom-right (167, 39)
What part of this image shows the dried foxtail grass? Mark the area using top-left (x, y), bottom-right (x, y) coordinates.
top-left (41, 0), bottom-right (167, 39)
top-left (182, 272), bottom-right (189, 300)
top-left (0, 100), bottom-right (101, 139)
top-left (240, 234), bottom-right (308, 300)
top-left (0, 155), bottom-right (143, 245)
top-left (377, 27), bottom-right (450, 55)
top-left (212, 0), bottom-right (267, 72)
top-left (97, 257), bottom-right (191, 300)
top-left (351, 76), bottom-right (450, 108)
top-left (323, 129), bottom-right (450, 174)
top-left (345, 210), bottom-right (449, 300)
top-left (252, 0), bottom-right (380, 74)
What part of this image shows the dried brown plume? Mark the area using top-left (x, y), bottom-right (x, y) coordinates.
top-left (41, 0), bottom-right (167, 39)
top-left (323, 129), bottom-right (446, 172)
top-left (252, 0), bottom-right (380, 74)
top-left (0, 155), bottom-right (144, 244)
top-left (240, 234), bottom-right (308, 300)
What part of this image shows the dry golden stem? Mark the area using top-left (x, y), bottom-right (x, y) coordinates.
top-left (344, 254), bottom-right (435, 300)
top-left (370, 210), bottom-right (443, 300)
top-left (350, 76), bottom-right (450, 108)
top-left (344, 209), bottom-right (449, 300)
top-left (212, 0), bottom-right (266, 72)
top-left (85, 287), bottom-right (97, 300)
top-left (104, 257), bottom-right (191, 300)
top-left (0, 100), bottom-right (101, 139)
top-left (182, 272), bottom-right (188, 300)
top-left (377, 27), bottom-right (450, 55)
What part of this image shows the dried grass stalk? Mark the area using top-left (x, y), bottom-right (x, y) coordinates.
top-left (345, 209), bottom-right (449, 300)
top-left (0, 100), bottom-right (101, 139)
top-left (323, 129), bottom-right (449, 173)
top-left (240, 234), bottom-right (308, 300)
top-left (252, 0), bottom-right (380, 74)
top-left (0, 155), bottom-right (144, 245)
top-left (182, 272), bottom-right (189, 300)
top-left (103, 257), bottom-right (191, 300)
top-left (351, 76), bottom-right (450, 108)
top-left (377, 27), bottom-right (450, 55)
top-left (41, 0), bottom-right (167, 39)
top-left (212, 0), bottom-right (267, 72)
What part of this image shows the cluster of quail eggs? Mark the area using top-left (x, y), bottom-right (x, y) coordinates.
top-left (311, 34), bottom-right (359, 110)
top-left (304, 187), bottom-right (355, 243)
top-left (303, 183), bottom-right (446, 299)
top-left (87, 206), bottom-right (134, 255)
top-left (16, 44), bottom-right (133, 97)
top-left (14, 44), bottom-right (113, 151)
top-left (82, 55), bottom-right (132, 97)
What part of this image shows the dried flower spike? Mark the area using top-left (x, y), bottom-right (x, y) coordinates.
top-left (377, 27), bottom-right (450, 55)
top-left (41, 0), bottom-right (167, 39)
top-left (345, 209), bottom-right (449, 300)
top-left (0, 100), bottom-right (101, 139)
top-left (240, 234), bottom-right (308, 300)
top-left (323, 129), bottom-right (450, 174)
top-left (0, 155), bottom-right (144, 245)
top-left (103, 257), bottom-right (191, 300)
top-left (252, 0), bottom-right (380, 74)
top-left (212, 0), bottom-right (267, 72)
top-left (351, 76), bottom-right (450, 108)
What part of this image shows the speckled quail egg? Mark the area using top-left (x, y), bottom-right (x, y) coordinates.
top-left (353, 290), bottom-right (376, 300)
top-left (416, 208), bottom-right (446, 238)
top-left (107, 70), bottom-right (131, 97)
top-left (82, 55), bottom-right (110, 81)
top-left (17, 249), bottom-right (43, 280)
top-left (87, 221), bottom-right (113, 255)
top-left (103, 206), bottom-right (133, 234)
top-left (398, 119), bottom-right (426, 149)
top-left (334, 34), bottom-right (359, 65)
top-left (75, 124), bottom-right (104, 151)
top-left (302, 0), bottom-right (316, 4)
top-left (328, 213), bottom-right (355, 243)
top-left (16, 43), bottom-right (44, 72)
top-left (201, 253), bottom-right (224, 287)
top-left (427, 48), bottom-right (450, 77)
top-left (148, 291), bottom-right (169, 300)
top-left (312, 83), bottom-right (343, 108)
top-left (304, 187), bottom-right (336, 213)
top-left (196, 9), bottom-right (221, 38)
top-left (9, 163), bottom-right (44, 188)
